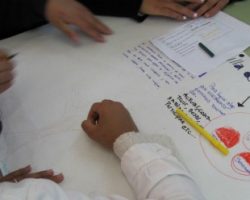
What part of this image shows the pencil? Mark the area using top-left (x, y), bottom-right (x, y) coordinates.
top-left (7, 53), bottom-right (18, 60)
top-left (198, 42), bottom-right (215, 58)
top-left (176, 108), bottom-right (229, 156)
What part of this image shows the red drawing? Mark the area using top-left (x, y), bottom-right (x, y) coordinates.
top-left (231, 152), bottom-right (250, 176)
top-left (215, 127), bottom-right (240, 148)
top-left (239, 152), bottom-right (250, 165)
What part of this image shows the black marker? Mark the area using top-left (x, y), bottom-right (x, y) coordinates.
top-left (198, 42), bottom-right (215, 58)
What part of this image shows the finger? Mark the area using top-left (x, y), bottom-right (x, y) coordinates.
top-left (46, 173), bottom-right (64, 183)
top-left (163, 8), bottom-right (188, 20)
top-left (0, 81), bottom-right (12, 94)
top-left (204, 0), bottom-right (229, 17)
top-left (0, 51), bottom-right (9, 61)
top-left (0, 71), bottom-right (14, 84)
top-left (186, 2), bottom-right (202, 10)
top-left (152, 5), bottom-right (185, 20)
top-left (87, 103), bottom-right (102, 121)
top-left (167, 3), bottom-right (198, 19)
top-left (21, 169), bottom-right (54, 179)
top-left (176, 0), bottom-right (205, 4)
top-left (0, 61), bottom-right (14, 72)
top-left (90, 17), bottom-right (112, 35)
top-left (20, 171), bottom-right (64, 184)
top-left (0, 166), bottom-right (31, 182)
top-left (74, 19), bottom-right (106, 43)
top-left (72, 6), bottom-right (110, 42)
top-left (81, 118), bottom-right (98, 136)
top-left (56, 20), bottom-right (80, 43)
top-left (196, 0), bottom-right (217, 17)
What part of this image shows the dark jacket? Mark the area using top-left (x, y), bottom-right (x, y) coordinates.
top-left (0, 0), bottom-right (243, 40)
top-left (0, 0), bottom-right (144, 40)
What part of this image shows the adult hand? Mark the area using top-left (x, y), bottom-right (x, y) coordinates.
top-left (0, 165), bottom-right (64, 184)
top-left (140, 0), bottom-right (205, 20)
top-left (0, 50), bottom-right (14, 94)
top-left (195, 0), bottom-right (230, 17)
top-left (82, 100), bottom-right (138, 149)
top-left (45, 0), bottom-right (112, 43)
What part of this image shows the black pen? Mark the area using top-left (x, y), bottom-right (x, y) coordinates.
top-left (198, 42), bottom-right (215, 58)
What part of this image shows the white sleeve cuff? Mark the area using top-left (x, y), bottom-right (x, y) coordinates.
top-left (113, 132), bottom-right (183, 162)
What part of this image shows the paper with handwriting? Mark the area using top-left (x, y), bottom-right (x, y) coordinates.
top-left (159, 56), bottom-right (250, 200)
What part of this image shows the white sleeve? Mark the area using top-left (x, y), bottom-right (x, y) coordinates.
top-left (0, 179), bottom-right (125, 200)
top-left (113, 132), bottom-right (206, 200)
top-left (0, 132), bottom-right (206, 200)
top-left (0, 179), bottom-right (70, 199)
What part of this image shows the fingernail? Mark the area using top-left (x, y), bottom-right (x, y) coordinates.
top-left (182, 16), bottom-right (187, 20)
top-left (193, 13), bottom-right (198, 18)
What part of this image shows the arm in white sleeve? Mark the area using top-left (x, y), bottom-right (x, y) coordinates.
top-left (113, 132), bottom-right (206, 200)
top-left (0, 132), bottom-right (206, 200)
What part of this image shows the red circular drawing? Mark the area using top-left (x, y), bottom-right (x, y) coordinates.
top-left (215, 127), bottom-right (240, 148)
top-left (231, 152), bottom-right (250, 176)
top-left (200, 112), bottom-right (250, 181)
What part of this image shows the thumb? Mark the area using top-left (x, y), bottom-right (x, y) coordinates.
top-left (81, 120), bottom-right (96, 137)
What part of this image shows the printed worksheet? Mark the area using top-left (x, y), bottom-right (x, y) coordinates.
top-left (151, 12), bottom-right (250, 76)
top-left (159, 55), bottom-right (250, 200)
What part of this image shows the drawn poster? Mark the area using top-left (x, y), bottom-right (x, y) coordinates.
top-left (159, 56), bottom-right (250, 199)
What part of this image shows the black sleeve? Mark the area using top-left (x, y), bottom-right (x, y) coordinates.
top-left (229, 0), bottom-right (244, 3)
top-left (77, 0), bottom-right (147, 22)
top-left (0, 0), bottom-right (48, 40)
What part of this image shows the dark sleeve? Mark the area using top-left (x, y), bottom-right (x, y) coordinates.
top-left (77, 0), bottom-right (147, 22)
top-left (229, 0), bottom-right (244, 3)
top-left (0, 0), bottom-right (48, 40)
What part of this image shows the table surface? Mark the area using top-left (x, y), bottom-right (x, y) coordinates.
top-left (0, 2), bottom-right (249, 199)
top-left (224, 0), bottom-right (250, 55)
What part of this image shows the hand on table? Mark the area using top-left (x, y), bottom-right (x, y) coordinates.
top-left (45, 0), bottom-right (112, 43)
top-left (189, 0), bottom-right (230, 17)
top-left (140, 0), bottom-right (205, 20)
top-left (0, 50), bottom-right (14, 94)
top-left (82, 100), bottom-right (138, 149)
top-left (0, 165), bottom-right (64, 184)
top-left (196, 0), bottom-right (229, 17)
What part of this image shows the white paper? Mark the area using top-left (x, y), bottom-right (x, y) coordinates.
top-left (159, 56), bottom-right (250, 200)
top-left (123, 41), bottom-right (195, 89)
top-left (151, 12), bottom-right (250, 76)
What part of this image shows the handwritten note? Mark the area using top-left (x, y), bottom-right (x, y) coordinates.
top-left (151, 12), bottom-right (250, 76)
top-left (123, 41), bottom-right (195, 89)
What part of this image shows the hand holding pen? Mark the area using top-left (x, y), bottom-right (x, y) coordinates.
top-left (0, 50), bottom-right (16, 94)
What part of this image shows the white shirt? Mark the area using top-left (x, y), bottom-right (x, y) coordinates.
top-left (0, 132), bottom-right (206, 200)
